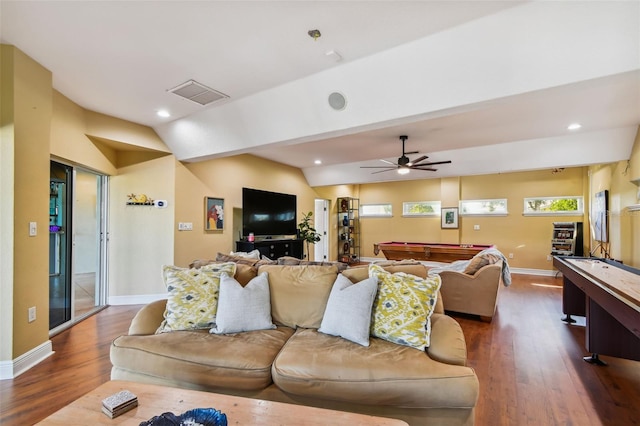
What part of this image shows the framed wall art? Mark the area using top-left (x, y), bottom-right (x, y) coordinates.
top-left (205, 197), bottom-right (224, 231)
top-left (441, 207), bottom-right (459, 229)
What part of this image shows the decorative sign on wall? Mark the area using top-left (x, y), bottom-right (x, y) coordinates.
top-left (127, 193), bottom-right (154, 206)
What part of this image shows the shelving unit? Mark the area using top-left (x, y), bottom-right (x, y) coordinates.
top-left (551, 222), bottom-right (583, 256)
top-left (337, 197), bottom-right (360, 264)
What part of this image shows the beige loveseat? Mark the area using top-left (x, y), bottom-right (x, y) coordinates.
top-left (110, 261), bottom-right (479, 426)
top-left (438, 262), bottom-right (503, 322)
top-left (430, 249), bottom-right (509, 322)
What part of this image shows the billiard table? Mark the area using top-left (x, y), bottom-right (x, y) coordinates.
top-left (373, 241), bottom-right (493, 263)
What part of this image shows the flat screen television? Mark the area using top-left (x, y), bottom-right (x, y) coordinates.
top-left (242, 187), bottom-right (297, 238)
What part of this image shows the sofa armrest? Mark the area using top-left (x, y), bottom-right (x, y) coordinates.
top-left (127, 299), bottom-right (167, 335)
top-left (427, 313), bottom-right (467, 366)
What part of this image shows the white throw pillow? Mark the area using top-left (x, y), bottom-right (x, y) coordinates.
top-left (210, 272), bottom-right (276, 334)
top-left (318, 274), bottom-right (378, 346)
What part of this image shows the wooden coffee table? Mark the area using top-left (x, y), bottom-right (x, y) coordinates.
top-left (37, 380), bottom-right (408, 425)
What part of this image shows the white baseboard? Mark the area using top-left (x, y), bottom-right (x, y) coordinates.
top-left (109, 293), bottom-right (167, 306)
top-left (0, 340), bottom-right (54, 380)
top-left (359, 257), bottom-right (558, 276)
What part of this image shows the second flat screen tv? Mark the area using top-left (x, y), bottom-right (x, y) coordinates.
top-left (242, 188), bottom-right (297, 238)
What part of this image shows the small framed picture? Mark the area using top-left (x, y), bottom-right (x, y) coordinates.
top-left (205, 197), bottom-right (224, 231)
top-left (441, 207), bottom-right (459, 229)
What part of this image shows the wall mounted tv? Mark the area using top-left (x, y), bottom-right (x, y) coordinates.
top-left (242, 187), bottom-right (297, 238)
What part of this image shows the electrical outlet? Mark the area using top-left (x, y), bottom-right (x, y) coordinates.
top-left (473, 225), bottom-right (480, 230)
top-left (547, 255), bottom-right (552, 261)
top-left (29, 222), bottom-right (37, 236)
top-left (508, 253), bottom-right (514, 259)
top-left (28, 306), bottom-right (36, 323)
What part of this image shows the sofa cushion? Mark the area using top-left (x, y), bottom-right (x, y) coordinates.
top-left (111, 326), bottom-right (295, 392)
top-left (210, 272), bottom-right (275, 334)
top-left (272, 328), bottom-right (479, 409)
top-left (157, 262), bottom-right (237, 333)
top-left (258, 264), bottom-right (338, 329)
top-left (318, 274), bottom-right (378, 346)
top-left (368, 264), bottom-right (441, 350)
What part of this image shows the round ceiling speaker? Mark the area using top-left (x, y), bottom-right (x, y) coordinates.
top-left (328, 92), bottom-right (347, 111)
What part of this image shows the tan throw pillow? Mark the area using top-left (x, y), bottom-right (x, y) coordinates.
top-left (259, 264), bottom-right (338, 329)
top-left (463, 256), bottom-right (492, 275)
top-left (368, 264), bottom-right (441, 350)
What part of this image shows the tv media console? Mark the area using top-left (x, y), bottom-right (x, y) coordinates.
top-left (236, 239), bottom-right (303, 260)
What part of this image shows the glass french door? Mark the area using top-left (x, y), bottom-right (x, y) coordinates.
top-left (49, 161), bottom-right (108, 333)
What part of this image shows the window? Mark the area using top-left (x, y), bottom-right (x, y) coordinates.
top-left (460, 199), bottom-right (508, 216)
top-left (402, 201), bottom-right (441, 217)
top-left (360, 203), bottom-right (392, 217)
top-left (523, 196), bottom-right (584, 216)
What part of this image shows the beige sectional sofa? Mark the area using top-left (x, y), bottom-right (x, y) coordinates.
top-left (110, 261), bottom-right (479, 426)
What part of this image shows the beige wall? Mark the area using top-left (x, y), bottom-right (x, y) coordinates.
top-left (173, 155), bottom-right (321, 267)
top-left (589, 130), bottom-right (640, 266)
top-left (109, 156), bottom-right (176, 297)
top-left (1, 45), bottom-right (52, 359)
top-left (0, 45), bottom-right (15, 362)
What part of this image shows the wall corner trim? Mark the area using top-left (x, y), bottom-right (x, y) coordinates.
top-left (0, 340), bottom-right (54, 380)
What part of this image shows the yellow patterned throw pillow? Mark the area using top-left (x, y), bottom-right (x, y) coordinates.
top-left (157, 262), bottom-right (237, 333)
top-left (368, 264), bottom-right (441, 350)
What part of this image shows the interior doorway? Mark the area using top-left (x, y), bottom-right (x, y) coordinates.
top-left (49, 161), bottom-right (109, 334)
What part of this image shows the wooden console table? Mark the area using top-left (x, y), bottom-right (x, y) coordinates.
top-left (553, 256), bottom-right (640, 364)
top-left (37, 380), bottom-right (408, 425)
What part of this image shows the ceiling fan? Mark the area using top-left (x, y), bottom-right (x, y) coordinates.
top-left (361, 135), bottom-right (452, 174)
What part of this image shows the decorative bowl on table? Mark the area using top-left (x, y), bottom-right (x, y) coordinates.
top-left (139, 408), bottom-right (227, 426)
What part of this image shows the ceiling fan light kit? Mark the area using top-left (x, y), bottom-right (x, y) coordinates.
top-left (361, 135), bottom-right (452, 174)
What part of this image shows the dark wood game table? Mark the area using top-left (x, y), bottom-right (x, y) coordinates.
top-left (373, 241), bottom-right (493, 263)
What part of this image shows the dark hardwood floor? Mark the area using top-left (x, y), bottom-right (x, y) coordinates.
top-left (1, 274), bottom-right (639, 425)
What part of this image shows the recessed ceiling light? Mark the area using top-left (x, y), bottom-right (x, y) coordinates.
top-left (567, 123), bottom-right (581, 130)
top-left (314, 159), bottom-right (322, 165)
top-left (157, 110), bottom-right (170, 118)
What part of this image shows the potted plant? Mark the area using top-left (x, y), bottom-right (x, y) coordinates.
top-left (297, 211), bottom-right (321, 259)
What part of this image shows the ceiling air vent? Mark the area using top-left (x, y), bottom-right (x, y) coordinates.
top-left (168, 80), bottom-right (229, 106)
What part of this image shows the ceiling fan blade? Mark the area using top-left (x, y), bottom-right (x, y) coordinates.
top-left (412, 167), bottom-right (437, 171)
top-left (360, 166), bottom-right (399, 169)
top-left (371, 168), bottom-right (395, 174)
top-left (414, 160), bottom-right (452, 167)
top-left (409, 155), bottom-right (429, 165)
top-left (380, 159), bottom-right (397, 166)
top-left (405, 150), bottom-right (419, 155)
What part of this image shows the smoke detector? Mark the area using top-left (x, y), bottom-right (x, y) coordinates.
top-left (168, 80), bottom-right (229, 106)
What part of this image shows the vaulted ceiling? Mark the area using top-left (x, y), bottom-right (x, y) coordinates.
top-left (2, 1), bottom-right (639, 186)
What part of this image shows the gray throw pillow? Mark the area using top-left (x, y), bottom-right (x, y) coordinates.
top-left (210, 272), bottom-right (276, 334)
top-left (318, 273), bottom-right (378, 346)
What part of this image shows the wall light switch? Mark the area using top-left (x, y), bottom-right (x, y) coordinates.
top-left (29, 222), bottom-right (37, 236)
top-left (178, 222), bottom-right (193, 231)
top-left (473, 225), bottom-right (480, 230)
